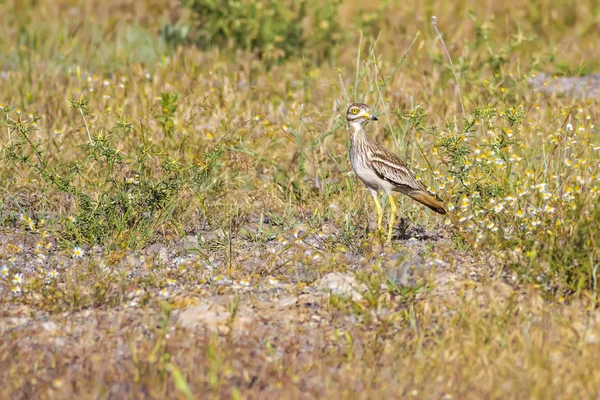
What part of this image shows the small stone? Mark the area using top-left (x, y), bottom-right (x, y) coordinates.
top-left (182, 235), bottom-right (202, 252)
top-left (290, 264), bottom-right (319, 283)
top-left (125, 254), bottom-right (140, 268)
top-left (315, 272), bottom-right (365, 301)
top-left (177, 303), bottom-right (230, 333)
top-left (217, 325), bottom-right (231, 335)
top-left (584, 331), bottom-right (599, 344)
top-left (386, 254), bottom-right (427, 287)
top-left (0, 317), bottom-right (29, 333)
top-left (145, 243), bottom-right (167, 261)
top-left (278, 296), bottom-right (298, 308)
top-left (572, 322), bottom-right (586, 333)
top-left (41, 321), bottom-right (59, 333)
top-left (158, 248), bottom-right (170, 264)
top-left (52, 378), bottom-right (65, 389)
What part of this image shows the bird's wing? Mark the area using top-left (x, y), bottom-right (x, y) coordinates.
top-left (368, 143), bottom-right (447, 214)
top-left (367, 143), bottom-right (446, 213)
top-left (369, 145), bottom-right (428, 194)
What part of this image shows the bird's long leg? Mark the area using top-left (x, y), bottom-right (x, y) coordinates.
top-left (369, 189), bottom-right (383, 234)
top-left (387, 194), bottom-right (397, 243)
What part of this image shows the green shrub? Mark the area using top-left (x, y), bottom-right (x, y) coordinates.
top-left (1, 95), bottom-right (224, 249)
top-left (181, 0), bottom-right (342, 63)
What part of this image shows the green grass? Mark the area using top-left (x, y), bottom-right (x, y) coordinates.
top-left (2, 0), bottom-right (600, 398)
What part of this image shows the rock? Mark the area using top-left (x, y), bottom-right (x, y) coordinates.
top-left (145, 243), bottom-right (170, 264)
top-left (125, 254), bottom-right (140, 269)
top-left (144, 243), bottom-right (161, 254)
top-left (182, 235), bottom-right (202, 251)
top-left (0, 317), bottom-right (30, 333)
top-left (278, 296), bottom-right (298, 308)
top-left (217, 325), bottom-right (231, 335)
top-left (385, 254), bottom-right (427, 287)
top-left (315, 272), bottom-right (365, 301)
top-left (157, 247), bottom-right (170, 264)
top-left (290, 263), bottom-right (319, 283)
top-left (176, 302), bottom-right (253, 335)
top-left (41, 321), bottom-right (60, 333)
top-left (584, 331), bottom-right (599, 344)
top-left (177, 303), bottom-right (230, 332)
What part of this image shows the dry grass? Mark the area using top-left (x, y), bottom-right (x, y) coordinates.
top-left (2, 0), bottom-right (600, 398)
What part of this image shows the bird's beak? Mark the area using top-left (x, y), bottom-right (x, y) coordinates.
top-left (359, 111), bottom-right (378, 121)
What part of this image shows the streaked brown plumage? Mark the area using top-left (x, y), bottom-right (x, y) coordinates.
top-left (346, 103), bottom-right (446, 241)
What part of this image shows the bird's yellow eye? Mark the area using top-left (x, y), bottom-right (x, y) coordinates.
top-left (350, 108), bottom-right (359, 114)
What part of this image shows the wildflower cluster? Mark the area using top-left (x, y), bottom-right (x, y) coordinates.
top-left (428, 100), bottom-right (600, 291)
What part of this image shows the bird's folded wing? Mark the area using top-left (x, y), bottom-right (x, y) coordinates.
top-left (370, 149), bottom-right (427, 193)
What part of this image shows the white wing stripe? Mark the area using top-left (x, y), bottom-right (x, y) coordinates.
top-left (371, 157), bottom-right (406, 171)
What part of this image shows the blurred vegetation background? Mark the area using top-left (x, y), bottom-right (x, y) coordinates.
top-left (3, 0), bottom-right (599, 70)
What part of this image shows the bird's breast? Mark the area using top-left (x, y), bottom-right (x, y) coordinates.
top-left (350, 147), bottom-right (393, 193)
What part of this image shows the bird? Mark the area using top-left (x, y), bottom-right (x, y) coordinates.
top-left (346, 103), bottom-right (446, 242)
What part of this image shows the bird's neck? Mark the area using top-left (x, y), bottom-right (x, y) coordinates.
top-left (348, 121), bottom-right (367, 146)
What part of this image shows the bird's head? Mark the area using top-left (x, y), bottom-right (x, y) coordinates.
top-left (346, 103), bottom-right (378, 127)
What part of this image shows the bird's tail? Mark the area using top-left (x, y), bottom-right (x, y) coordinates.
top-left (409, 190), bottom-right (447, 215)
